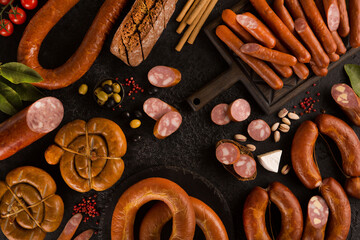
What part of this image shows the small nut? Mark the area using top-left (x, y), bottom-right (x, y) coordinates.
top-left (278, 108), bottom-right (289, 118)
top-left (288, 112), bottom-right (300, 120)
top-left (282, 117), bottom-right (291, 125)
top-left (274, 130), bottom-right (280, 142)
top-left (234, 134), bottom-right (247, 142)
top-left (279, 124), bottom-right (290, 133)
top-left (271, 122), bottom-right (280, 131)
top-left (246, 144), bottom-right (256, 152)
top-left (281, 164), bottom-right (291, 175)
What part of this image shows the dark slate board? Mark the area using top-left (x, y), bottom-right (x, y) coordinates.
top-left (0, 0), bottom-right (360, 239)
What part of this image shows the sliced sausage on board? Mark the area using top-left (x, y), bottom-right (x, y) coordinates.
top-left (211, 103), bottom-right (231, 125)
top-left (302, 195), bottom-right (329, 240)
top-left (228, 99), bottom-right (251, 122)
top-left (143, 98), bottom-right (176, 121)
top-left (148, 66), bottom-right (181, 88)
top-left (233, 154), bottom-right (257, 178)
top-left (216, 142), bottom-right (241, 165)
top-left (0, 97), bottom-right (64, 161)
top-left (153, 111), bottom-right (182, 139)
top-left (247, 119), bottom-right (271, 141)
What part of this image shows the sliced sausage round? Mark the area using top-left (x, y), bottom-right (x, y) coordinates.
top-left (143, 98), bottom-right (176, 121)
top-left (247, 119), bottom-right (271, 141)
top-left (215, 142), bottom-right (241, 165)
top-left (307, 195), bottom-right (329, 229)
top-left (233, 154), bottom-right (257, 178)
top-left (228, 99), bottom-right (251, 122)
top-left (211, 103), bottom-right (231, 125)
top-left (148, 66), bottom-right (181, 88)
top-left (153, 111), bottom-right (182, 139)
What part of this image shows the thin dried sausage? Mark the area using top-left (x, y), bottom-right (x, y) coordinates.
top-left (345, 176), bottom-right (360, 199)
top-left (337, 0), bottom-right (350, 37)
top-left (221, 9), bottom-right (256, 43)
top-left (284, 0), bottom-right (306, 19)
top-left (349, 0), bottom-right (360, 48)
top-left (148, 66), bottom-right (181, 88)
top-left (323, 0), bottom-right (340, 31)
top-left (250, 0), bottom-right (311, 63)
top-left (310, 60), bottom-right (328, 76)
top-left (216, 25), bottom-right (283, 90)
top-left (273, 0), bottom-right (295, 33)
top-left (17, 0), bottom-right (128, 90)
top-left (331, 31), bottom-right (347, 55)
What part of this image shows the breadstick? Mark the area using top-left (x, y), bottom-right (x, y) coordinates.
top-left (176, 0), bottom-right (195, 22)
top-left (188, 0), bottom-right (218, 44)
top-left (177, 0), bottom-right (201, 34)
top-left (186, 0), bottom-right (209, 25)
top-left (176, 0), bottom-right (209, 51)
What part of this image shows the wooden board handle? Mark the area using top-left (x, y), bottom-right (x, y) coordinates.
top-left (187, 67), bottom-right (241, 111)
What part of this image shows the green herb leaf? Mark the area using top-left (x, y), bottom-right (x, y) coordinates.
top-left (344, 64), bottom-right (360, 97)
top-left (0, 62), bottom-right (43, 84)
top-left (0, 77), bottom-right (43, 101)
top-left (0, 94), bottom-right (17, 115)
top-left (0, 81), bottom-right (22, 110)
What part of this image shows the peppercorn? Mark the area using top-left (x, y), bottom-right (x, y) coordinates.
top-left (78, 84), bottom-right (88, 95)
top-left (130, 119), bottom-right (141, 129)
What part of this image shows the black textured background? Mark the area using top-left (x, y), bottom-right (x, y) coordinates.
top-left (1, 0), bottom-right (360, 239)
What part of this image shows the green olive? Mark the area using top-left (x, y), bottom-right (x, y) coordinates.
top-left (97, 91), bottom-right (108, 102)
top-left (130, 119), bottom-right (141, 129)
top-left (97, 99), bottom-right (106, 106)
top-left (94, 87), bottom-right (102, 96)
top-left (112, 83), bottom-right (121, 93)
top-left (112, 93), bottom-right (121, 103)
top-left (101, 80), bottom-right (113, 87)
top-left (78, 84), bottom-right (88, 95)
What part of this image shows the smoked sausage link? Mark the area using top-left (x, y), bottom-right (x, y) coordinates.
top-left (319, 177), bottom-right (351, 240)
top-left (221, 9), bottom-right (256, 43)
top-left (345, 177), bottom-right (360, 199)
top-left (315, 114), bottom-right (360, 177)
top-left (337, 0), bottom-right (350, 37)
top-left (216, 25), bottom-right (283, 90)
top-left (268, 182), bottom-right (303, 240)
top-left (111, 177), bottom-right (196, 240)
top-left (273, 0), bottom-right (295, 33)
top-left (284, 0), bottom-right (306, 19)
top-left (0, 97), bottom-right (63, 161)
top-left (299, 0), bottom-right (337, 54)
top-left (349, 0), bottom-right (360, 48)
top-left (331, 83), bottom-right (360, 126)
top-left (323, 0), bottom-right (340, 31)
top-left (291, 121), bottom-right (322, 189)
top-left (139, 197), bottom-right (229, 240)
top-left (243, 186), bottom-right (272, 240)
top-left (17, 0), bottom-right (128, 90)
top-left (250, 0), bottom-right (311, 63)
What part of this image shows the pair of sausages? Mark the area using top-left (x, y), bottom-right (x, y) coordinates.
top-left (111, 177), bottom-right (228, 239)
top-left (18, 0), bottom-right (128, 90)
top-left (243, 182), bottom-right (303, 240)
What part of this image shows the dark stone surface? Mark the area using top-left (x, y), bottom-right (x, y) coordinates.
top-left (0, 0), bottom-right (360, 239)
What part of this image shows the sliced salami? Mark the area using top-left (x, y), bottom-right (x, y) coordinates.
top-left (307, 195), bottom-right (329, 228)
top-left (331, 83), bottom-right (360, 126)
top-left (148, 66), bottom-right (181, 88)
top-left (247, 119), bottom-right (271, 141)
top-left (143, 98), bottom-right (176, 121)
top-left (211, 104), bottom-right (231, 125)
top-left (153, 111), bottom-right (182, 139)
top-left (215, 142), bottom-right (240, 165)
top-left (233, 154), bottom-right (257, 178)
top-left (228, 99), bottom-right (251, 122)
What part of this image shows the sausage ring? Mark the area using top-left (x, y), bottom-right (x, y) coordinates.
top-left (0, 166), bottom-right (64, 240)
top-left (17, 0), bottom-right (128, 90)
top-left (45, 118), bottom-right (127, 192)
top-left (111, 177), bottom-right (196, 240)
top-left (139, 196), bottom-right (229, 240)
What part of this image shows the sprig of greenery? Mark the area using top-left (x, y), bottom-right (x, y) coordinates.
top-left (0, 62), bottom-right (43, 115)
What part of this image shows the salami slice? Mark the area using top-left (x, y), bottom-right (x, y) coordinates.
top-left (247, 119), bottom-right (271, 141)
top-left (331, 83), bottom-right (360, 126)
top-left (228, 99), bottom-right (251, 122)
top-left (153, 111), bottom-right (182, 139)
top-left (307, 195), bottom-right (329, 228)
top-left (148, 66), bottom-right (181, 88)
top-left (0, 97), bottom-right (64, 160)
top-left (216, 142), bottom-right (240, 165)
top-left (233, 154), bottom-right (257, 178)
top-left (143, 98), bottom-right (176, 121)
top-left (211, 104), bottom-right (231, 125)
